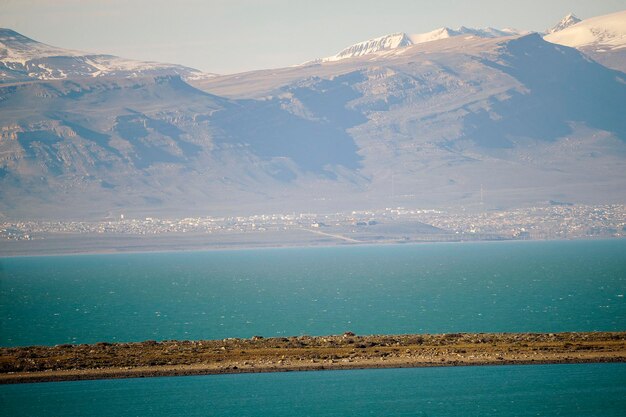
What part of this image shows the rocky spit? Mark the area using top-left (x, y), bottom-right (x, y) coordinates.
top-left (1, 332), bottom-right (625, 384)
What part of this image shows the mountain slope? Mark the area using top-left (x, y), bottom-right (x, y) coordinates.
top-left (0, 74), bottom-right (370, 219)
top-left (0, 28), bottom-right (212, 83)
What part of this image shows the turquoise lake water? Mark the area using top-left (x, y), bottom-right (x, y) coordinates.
top-left (1, 363), bottom-right (625, 417)
top-left (1, 240), bottom-right (625, 416)
top-left (1, 240), bottom-right (625, 346)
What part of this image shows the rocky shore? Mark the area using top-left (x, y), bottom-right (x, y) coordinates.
top-left (1, 332), bottom-right (625, 384)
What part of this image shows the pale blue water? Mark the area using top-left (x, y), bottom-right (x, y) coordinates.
top-left (1, 364), bottom-right (625, 417)
top-left (1, 240), bottom-right (625, 347)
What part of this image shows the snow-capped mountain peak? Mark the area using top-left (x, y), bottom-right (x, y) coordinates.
top-left (546, 13), bottom-right (582, 34)
top-left (544, 10), bottom-right (626, 51)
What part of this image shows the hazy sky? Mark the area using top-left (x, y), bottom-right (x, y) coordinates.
top-left (2, 0), bottom-right (625, 74)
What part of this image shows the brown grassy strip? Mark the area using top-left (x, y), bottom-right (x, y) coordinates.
top-left (1, 332), bottom-right (625, 384)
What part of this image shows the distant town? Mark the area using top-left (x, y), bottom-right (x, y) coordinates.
top-left (2, 204), bottom-right (625, 244)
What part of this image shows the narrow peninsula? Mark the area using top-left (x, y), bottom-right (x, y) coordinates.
top-left (1, 332), bottom-right (625, 384)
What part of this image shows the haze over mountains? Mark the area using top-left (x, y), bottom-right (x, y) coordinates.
top-left (1, 11), bottom-right (625, 220)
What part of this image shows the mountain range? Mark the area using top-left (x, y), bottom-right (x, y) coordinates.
top-left (1, 11), bottom-right (625, 220)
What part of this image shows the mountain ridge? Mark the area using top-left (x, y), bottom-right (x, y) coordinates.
top-left (303, 26), bottom-right (524, 65)
top-left (0, 28), bottom-right (215, 84)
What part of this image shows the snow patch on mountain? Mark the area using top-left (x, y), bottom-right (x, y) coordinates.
top-left (544, 10), bottom-right (626, 51)
top-left (409, 26), bottom-right (522, 44)
top-left (311, 32), bottom-right (412, 63)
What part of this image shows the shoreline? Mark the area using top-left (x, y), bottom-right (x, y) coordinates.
top-left (1, 232), bottom-right (621, 259)
top-left (2, 332), bottom-right (624, 384)
top-left (2, 358), bottom-right (623, 385)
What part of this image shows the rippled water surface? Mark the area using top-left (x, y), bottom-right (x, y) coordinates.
top-left (1, 239), bottom-right (625, 346)
top-left (2, 364), bottom-right (626, 417)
